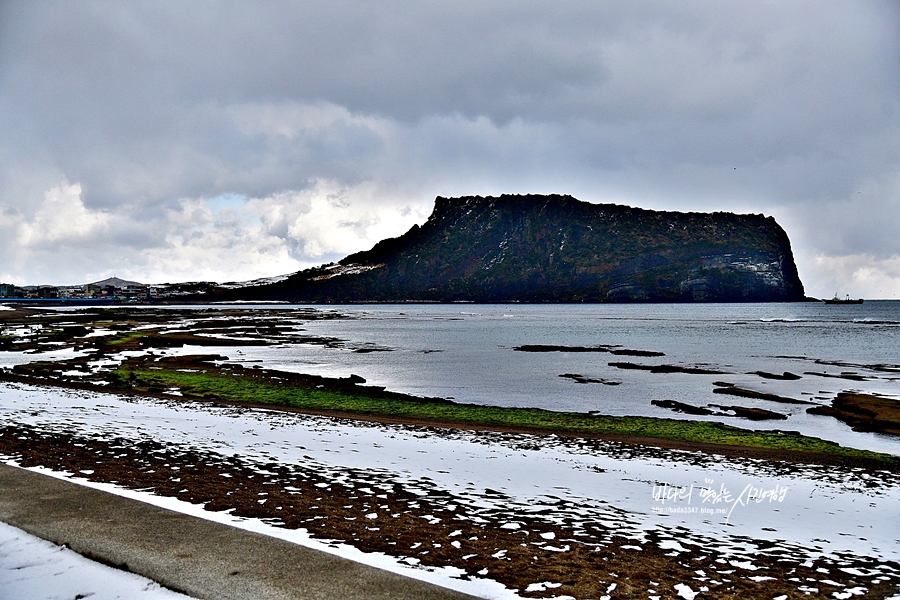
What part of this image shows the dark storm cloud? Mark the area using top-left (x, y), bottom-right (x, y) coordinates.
top-left (0, 1), bottom-right (898, 294)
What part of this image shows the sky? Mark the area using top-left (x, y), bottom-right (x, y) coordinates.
top-left (1, 1), bottom-right (898, 298)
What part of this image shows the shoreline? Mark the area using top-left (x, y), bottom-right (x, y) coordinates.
top-left (3, 296), bottom-right (900, 599)
top-left (2, 399), bottom-right (898, 600)
top-left (2, 304), bottom-right (899, 466)
top-left (1, 371), bottom-right (897, 471)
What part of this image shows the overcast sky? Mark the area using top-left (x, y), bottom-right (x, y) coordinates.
top-left (1, 1), bottom-right (898, 298)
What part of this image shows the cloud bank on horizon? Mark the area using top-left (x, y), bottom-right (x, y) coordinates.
top-left (1, 1), bottom-right (898, 298)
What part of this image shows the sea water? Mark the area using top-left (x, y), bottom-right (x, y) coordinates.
top-left (233, 301), bottom-right (900, 454)
top-left (2, 302), bottom-right (898, 593)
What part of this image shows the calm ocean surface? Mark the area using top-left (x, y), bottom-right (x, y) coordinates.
top-left (234, 301), bottom-right (900, 454)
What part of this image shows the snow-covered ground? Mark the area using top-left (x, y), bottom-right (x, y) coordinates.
top-left (1, 382), bottom-right (898, 599)
top-left (0, 521), bottom-right (193, 600)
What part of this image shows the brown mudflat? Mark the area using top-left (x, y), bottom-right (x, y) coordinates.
top-left (2, 424), bottom-right (898, 600)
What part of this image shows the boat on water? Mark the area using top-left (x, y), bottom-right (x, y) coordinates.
top-left (823, 293), bottom-right (864, 304)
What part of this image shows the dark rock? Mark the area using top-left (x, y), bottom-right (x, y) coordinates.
top-left (513, 344), bottom-right (662, 356)
top-left (712, 385), bottom-right (813, 405)
top-left (514, 344), bottom-right (614, 353)
top-left (653, 398), bottom-right (788, 420)
top-left (228, 195), bottom-right (805, 303)
top-left (559, 373), bottom-right (620, 385)
top-left (708, 404), bottom-right (788, 421)
top-left (807, 393), bottom-right (900, 436)
top-left (60, 325), bottom-right (90, 337)
top-left (651, 399), bottom-right (715, 415)
top-left (751, 371), bottom-right (802, 380)
top-left (609, 349), bottom-right (666, 357)
top-left (609, 362), bottom-right (727, 375)
top-left (814, 359), bottom-right (900, 374)
top-left (803, 371), bottom-right (869, 382)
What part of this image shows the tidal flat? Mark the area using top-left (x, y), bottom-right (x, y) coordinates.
top-left (1, 305), bottom-right (899, 599)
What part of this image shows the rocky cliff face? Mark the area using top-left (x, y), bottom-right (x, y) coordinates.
top-left (248, 195), bottom-right (805, 303)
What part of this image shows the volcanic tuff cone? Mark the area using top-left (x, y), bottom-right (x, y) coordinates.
top-left (240, 194), bottom-right (805, 303)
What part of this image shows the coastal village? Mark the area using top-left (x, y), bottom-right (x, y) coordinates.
top-left (0, 277), bottom-right (220, 303)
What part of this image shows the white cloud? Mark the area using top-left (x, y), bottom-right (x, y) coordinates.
top-left (0, 176), bottom-right (430, 285)
top-left (16, 181), bottom-right (109, 246)
top-left (246, 179), bottom-right (430, 262)
top-left (135, 219), bottom-right (300, 285)
top-left (0, 3), bottom-right (897, 286)
top-left (806, 253), bottom-right (900, 300)
top-left (0, 186), bottom-right (294, 285)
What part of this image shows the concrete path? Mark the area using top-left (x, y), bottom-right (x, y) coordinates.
top-left (0, 463), bottom-right (482, 600)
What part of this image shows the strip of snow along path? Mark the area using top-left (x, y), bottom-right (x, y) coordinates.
top-left (0, 521), bottom-right (194, 600)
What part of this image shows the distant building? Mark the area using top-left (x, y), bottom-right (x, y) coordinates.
top-left (120, 285), bottom-right (148, 301)
top-left (57, 286), bottom-right (86, 299)
top-left (36, 285), bottom-right (59, 299)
